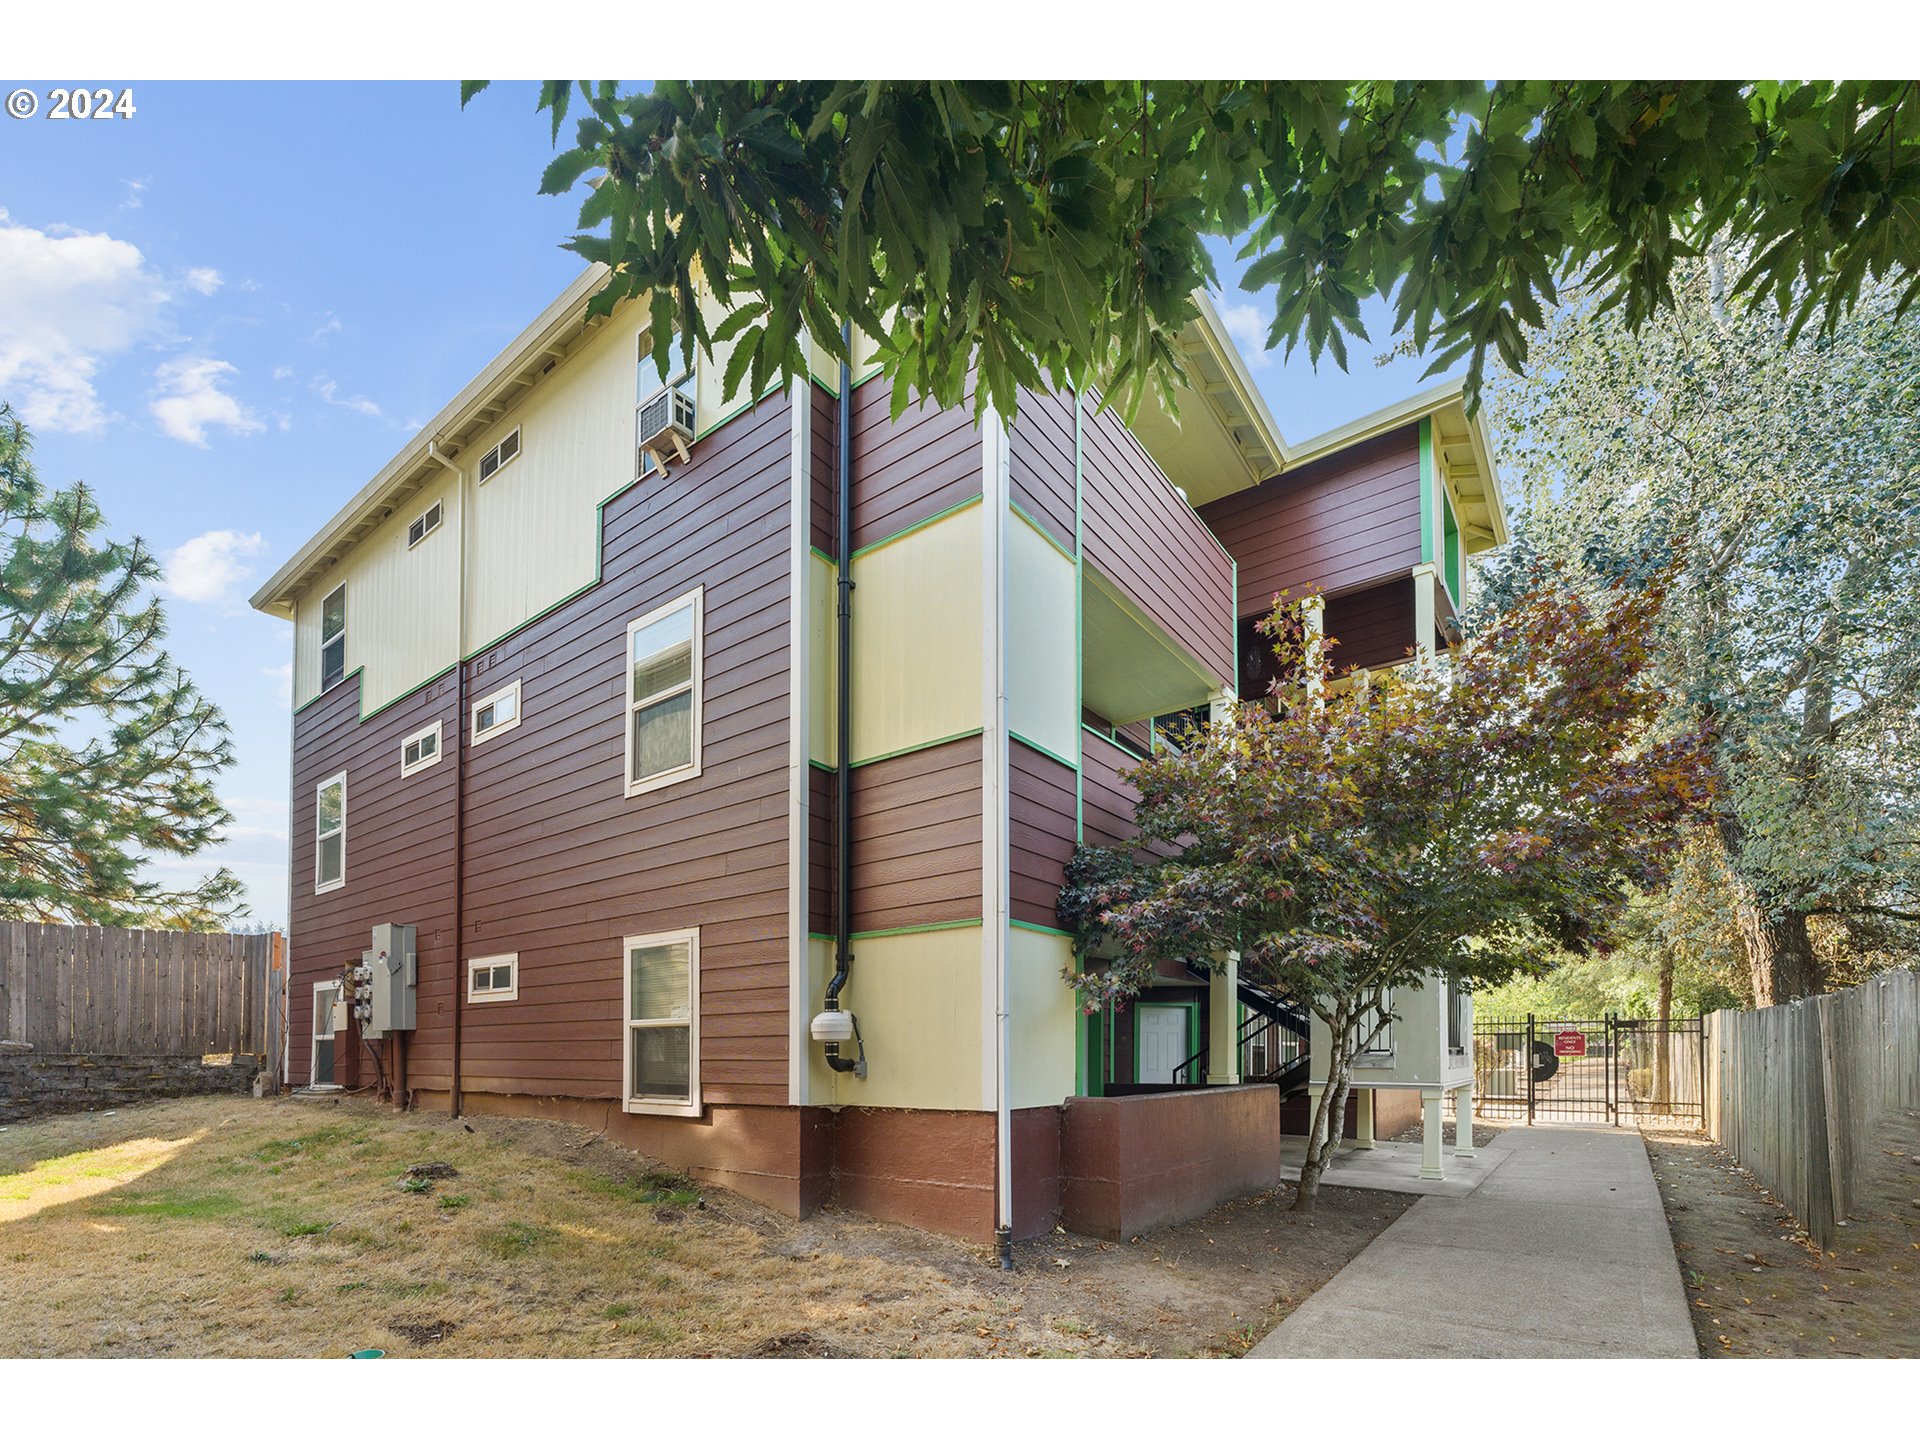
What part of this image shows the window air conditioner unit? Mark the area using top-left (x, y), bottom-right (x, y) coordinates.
top-left (638, 386), bottom-right (696, 474)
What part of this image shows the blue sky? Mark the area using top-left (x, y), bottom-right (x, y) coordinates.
top-left (0, 80), bottom-right (1452, 927)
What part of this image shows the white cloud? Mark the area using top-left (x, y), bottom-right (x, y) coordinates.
top-left (271, 363), bottom-right (293, 381)
top-left (307, 312), bottom-right (342, 342)
top-left (157, 528), bottom-right (267, 604)
top-left (0, 210), bottom-right (173, 432)
top-left (265, 661), bottom-right (292, 704)
top-left (149, 355), bottom-right (263, 446)
top-left (184, 266), bottom-right (223, 296)
top-left (1215, 300), bottom-right (1275, 369)
top-left (120, 178), bottom-right (148, 211)
top-left (311, 373), bottom-right (380, 417)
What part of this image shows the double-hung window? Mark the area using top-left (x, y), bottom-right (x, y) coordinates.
top-left (319, 584), bottom-right (347, 692)
top-left (314, 772), bottom-right (346, 893)
top-left (624, 589), bottom-right (701, 796)
top-left (624, 928), bottom-right (699, 1114)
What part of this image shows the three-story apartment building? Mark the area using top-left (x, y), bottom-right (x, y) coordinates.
top-left (253, 267), bottom-right (1505, 1246)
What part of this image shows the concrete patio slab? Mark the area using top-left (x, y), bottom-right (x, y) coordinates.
top-left (1277, 1136), bottom-right (1512, 1197)
top-left (1250, 1125), bottom-right (1696, 1359)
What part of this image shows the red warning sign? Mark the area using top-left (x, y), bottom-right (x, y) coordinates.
top-left (1554, 1029), bottom-right (1588, 1058)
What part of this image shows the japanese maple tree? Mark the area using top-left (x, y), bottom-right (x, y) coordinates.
top-left (1058, 578), bottom-right (1713, 1208)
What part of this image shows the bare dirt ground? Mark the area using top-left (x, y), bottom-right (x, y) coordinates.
top-left (1646, 1121), bottom-right (1920, 1357)
top-left (0, 1094), bottom-right (1409, 1358)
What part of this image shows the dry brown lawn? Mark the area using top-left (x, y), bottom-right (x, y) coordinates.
top-left (0, 1093), bottom-right (1407, 1358)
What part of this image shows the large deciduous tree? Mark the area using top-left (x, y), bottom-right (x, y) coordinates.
top-left (468, 80), bottom-right (1920, 418)
top-left (1486, 257), bottom-right (1920, 1004)
top-left (0, 407), bottom-right (242, 927)
top-left (1058, 581), bottom-right (1712, 1209)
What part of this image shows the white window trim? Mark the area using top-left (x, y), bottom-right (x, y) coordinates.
top-left (471, 678), bottom-right (522, 747)
top-left (319, 583), bottom-right (348, 693)
top-left (310, 980), bottom-right (343, 1090)
top-left (467, 953), bottom-right (519, 1004)
top-left (622, 926), bottom-right (700, 1117)
top-left (399, 720), bottom-right (443, 777)
top-left (478, 427), bottom-right (521, 484)
top-left (314, 771), bottom-right (346, 895)
top-left (623, 587), bottom-right (703, 799)
top-left (407, 500), bottom-right (443, 549)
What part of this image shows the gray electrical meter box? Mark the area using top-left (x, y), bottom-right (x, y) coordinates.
top-left (362, 922), bottom-right (417, 1041)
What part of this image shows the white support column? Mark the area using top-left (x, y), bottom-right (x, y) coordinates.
top-left (1453, 1085), bottom-right (1476, 1156)
top-left (1411, 562), bottom-right (1439, 669)
top-left (1354, 1088), bottom-right (1375, 1149)
top-left (1419, 1089), bottom-right (1446, 1179)
top-left (1302, 594), bottom-right (1326, 706)
top-left (1206, 953), bottom-right (1241, 1086)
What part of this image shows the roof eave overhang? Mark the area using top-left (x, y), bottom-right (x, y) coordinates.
top-left (248, 263), bottom-right (614, 618)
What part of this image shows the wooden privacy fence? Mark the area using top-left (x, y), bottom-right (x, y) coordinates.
top-left (1704, 969), bottom-right (1920, 1246)
top-left (0, 923), bottom-right (284, 1083)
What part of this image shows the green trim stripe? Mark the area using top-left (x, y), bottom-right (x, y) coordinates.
top-left (1418, 415), bottom-right (1435, 567)
top-left (1009, 731), bottom-right (1078, 774)
top-left (849, 493), bottom-right (983, 561)
top-left (849, 727), bottom-right (984, 769)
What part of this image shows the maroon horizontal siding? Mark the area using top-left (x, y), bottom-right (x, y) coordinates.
top-left (1201, 424), bottom-right (1423, 615)
top-left (1324, 577), bottom-right (1416, 672)
top-left (1010, 386), bottom-right (1077, 553)
top-left (849, 735), bottom-right (982, 933)
top-left (810, 381), bottom-right (838, 558)
top-left (1079, 393), bottom-right (1236, 686)
top-left (809, 764), bottom-right (834, 936)
top-left (288, 672), bottom-right (461, 1090)
top-left (1081, 729), bottom-right (1145, 853)
top-left (849, 375), bottom-right (982, 551)
top-left (289, 390), bottom-right (796, 1111)
top-left (1010, 739), bottom-right (1076, 930)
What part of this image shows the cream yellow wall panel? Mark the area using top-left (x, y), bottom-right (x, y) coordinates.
top-left (293, 470), bottom-right (461, 713)
top-left (808, 550), bottom-right (838, 767)
top-left (849, 506), bottom-right (983, 763)
top-left (1007, 926), bottom-right (1078, 1109)
top-left (465, 305), bottom-right (646, 655)
top-left (1006, 510), bottom-right (1079, 765)
top-left (804, 928), bottom-right (987, 1110)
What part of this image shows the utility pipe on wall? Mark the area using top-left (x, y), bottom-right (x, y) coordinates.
top-left (820, 331), bottom-right (862, 1076)
top-left (427, 438), bottom-right (466, 1116)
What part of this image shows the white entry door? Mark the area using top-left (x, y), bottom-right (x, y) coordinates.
top-left (1137, 1005), bottom-right (1189, 1084)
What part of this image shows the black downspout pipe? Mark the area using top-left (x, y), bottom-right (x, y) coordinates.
top-left (824, 327), bottom-right (860, 1074)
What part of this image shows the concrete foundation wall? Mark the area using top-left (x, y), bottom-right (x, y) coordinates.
top-left (0, 1049), bottom-right (262, 1123)
top-left (1060, 1084), bottom-right (1283, 1240)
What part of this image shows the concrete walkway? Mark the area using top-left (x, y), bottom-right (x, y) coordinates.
top-left (1248, 1125), bottom-right (1697, 1358)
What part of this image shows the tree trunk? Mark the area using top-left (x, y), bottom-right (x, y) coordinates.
top-left (1735, 897), bottom-right (1822, 1006)
top-left (1293, 1011), bottom-right (1352, 1213)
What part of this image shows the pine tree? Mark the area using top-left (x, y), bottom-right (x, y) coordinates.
top-left (0, 405), bottom-right (242, 927)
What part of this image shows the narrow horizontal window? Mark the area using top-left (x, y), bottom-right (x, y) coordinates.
top-left (624, 589), bottom-right (702, 797)
top-left (623, 928), bottom-right (698, 1114)
top-left (319, 584), bottom-right (347, 693)
top-left (400, 721), bottom-right (442, 776)
top-left (314, 772), bottom-right (346, 894)
top-left (471, 679), bottom-right (522, 746)
top-left (478, 427), bottom-right (521, 484)
top-left (407, 500), bottom-right (443, 549)
top-left (467, 953), bottom-right (518, 1004)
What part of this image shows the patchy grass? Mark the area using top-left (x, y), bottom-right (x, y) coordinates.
top-left (0, 1095), bottom-right (1407, 1357)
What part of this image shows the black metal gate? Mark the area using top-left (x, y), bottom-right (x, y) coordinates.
top-left (1473, 1014), bottom-right (1704, 1128)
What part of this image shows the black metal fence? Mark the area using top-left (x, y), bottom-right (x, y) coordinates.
top-left (1474, 1013), bottom-right (1704, 1128)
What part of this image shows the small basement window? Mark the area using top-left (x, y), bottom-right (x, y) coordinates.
top-left (407, 500), bottom-right (443, 548)
top-left (320, 583), bottom-right (347, 692)
top-left (624, 589), bottom-right (701, 796)
top-left (400, 721), bottom-right (442, 776)
top-left (471, 679), bottom-right (521, 746)
top-left (467, 954), bottom-right (518, 1004)
top-left (478, 427), bottom-right (521, 484)
top-left (624, 928), bottom-right (699, 1114)
top-left (314, 772), bottom-right (346, 894)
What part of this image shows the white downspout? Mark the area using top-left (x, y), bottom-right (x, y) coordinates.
top-left (981, 407), bottom-right (1013, 1267)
